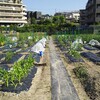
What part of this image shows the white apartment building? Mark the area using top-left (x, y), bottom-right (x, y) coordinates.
top-left (65, 11), bottom-right (80, 21)
top-left (0, 0), bottom-right (27, 25)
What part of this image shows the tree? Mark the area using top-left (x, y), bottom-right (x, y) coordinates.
top-left (43, 19), bottom-right (52, 25)
top-left (31, 18), bottom-right (37, 24)
top-left (52, 16), bottom-right (60, 24)
top-left (59, 16), bottom-right (66, 24)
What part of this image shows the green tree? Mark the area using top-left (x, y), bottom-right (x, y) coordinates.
top-left (31, 18), bottom-right (37, 24)
top-left (43, 19), bottom-right (52, 25)
top-left (59, 16), bottom-right (66, 24)
top-left (52, 16), bottom-right (60, 24)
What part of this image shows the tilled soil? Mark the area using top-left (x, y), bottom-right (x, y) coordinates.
top-left (81, 58), bottom-right (100, 100)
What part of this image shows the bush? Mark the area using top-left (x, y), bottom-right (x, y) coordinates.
top-left (74, 66), bottom-right (88, 81)
top-left (5, 51), bottom-right (14, 62)
top-left (0, 34), bottom-right (6, 46)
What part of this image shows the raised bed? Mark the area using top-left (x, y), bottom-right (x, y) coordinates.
top-left (0, 45), bottom-right (12, 52)
top-left (59, 46), bottom-right (67, 51)
top-left (81, 52), bottom-right (100, 63)
top-left (1, 54), bottom-right (22, 64)
top-left (0, 54), bottom-right (6, 60)
top-left (65, 53), bottom-right (84, 62)
top-left (96, 52), bottom-right (100, 57)
top-left (0, 56), bottom-right (36, 93)
top-left (93, 45), bottom-right (100, 50)
top-left (2, 48), bottom-right (21, 53)
top-left (0, 64), bottom-right (10, 71)
top-left (1, 66), bottom-right (37, 93)
top-left (84, 45), bottom-right (98, 50)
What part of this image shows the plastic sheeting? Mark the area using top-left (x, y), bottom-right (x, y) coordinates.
top-left (71, 38), bottom-right (83, 50)
top-left (38, 38), bottom-right (47, 47)
top-left (89, 39), bottom-right (100, 46)
top-left (28, 36), bottom-right (33, 40)
top-left (31, 38), bottom-right (47, 53)
top-left (12, 37), bottom-right (18, 42)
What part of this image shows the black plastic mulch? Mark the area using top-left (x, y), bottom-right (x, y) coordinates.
top-left (0, 54), bottom-right (6, 60)
top-left (84, 45), bottom-right (98, 50)
top-left (93, 45), bottom-right (100, 50)
top-left (81, 52), bottom-right (100, 62)
top-left (1, 66), bottom-right (37, 93)
top-left (0, 64), bottom-right (10, 71)
top-left (65, 53), bottom-right (84, 62)
top-left (96, 52), bottom-right (100, 57)
top-left (1, 54), bottom-right (22, 64)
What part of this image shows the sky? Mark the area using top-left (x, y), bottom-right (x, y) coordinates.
top-left (23, 0), bottom-right (88, 15)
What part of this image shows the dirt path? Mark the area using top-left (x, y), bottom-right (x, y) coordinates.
top-left (49, 37), bottom-right (79, 100)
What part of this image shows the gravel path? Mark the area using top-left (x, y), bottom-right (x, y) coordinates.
top-left (49, 37), bottom-right (79, 100)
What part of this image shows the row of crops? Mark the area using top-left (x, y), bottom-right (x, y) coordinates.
top-left (0, 32), bottom-right (46, 92)
top-left (53, 33), bottom-right (100, 63)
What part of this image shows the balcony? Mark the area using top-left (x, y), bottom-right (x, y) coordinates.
top-left (96, 8), bottom-right (100, 13)
top-left (87, 18), bottom-right (94, 23)
top-left (22, 12), bottom-right (27, 15)
top-left (86, 0), bottom-right (94, 9)
top-left (22, 8), bottom-right (27, 11)
top-left (95, 17), bottom-right (100, 22)
top-left (96, 0), bottom-right (100, 4)
top-left (0, 2), bottom-right (22, 6)
top-left (0, 18), bottom-right (27, 23)
top-left (0, 12), bottom-right (23, 17)
top-left (22, 16), bottom-right (27, 20)
top-left (0, 6), bottom-right (22, 11)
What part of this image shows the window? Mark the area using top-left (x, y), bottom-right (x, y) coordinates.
top-left (97, 4), bottom-right (100, 8)
top-left (96, 13), bottom-right (100, 17)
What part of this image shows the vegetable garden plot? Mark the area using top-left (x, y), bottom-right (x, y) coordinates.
top-left (96, 52), bottom-right (100, 57)
top-left (65, 53), bottom-right (84, 62)
top-left (81, 52), bottom-right (100, 63)
top-left (0, 56), bottom-right (35, 93)
top-left (0, 64), bottom-right (10, 71)
top-left (1, 54), bottom-right (22, 64)
top-left (0, 54), bottom-right (6, 60)
top-left (0, 34), bottom-right (47, 92)
top-left (21, 43), bottom-right (35, 52)
top-left (0, 46), bottom-right (9, 52)
top-left (0, 46), bottom-right (4, 51)
top-left (1, 66), bottom-right (37, 93)
top-left (2, 48), bottom-right (21, 53)
top-left (84, 45), bottom-right (98, 50)
top-left (59, 45), bottom-right (67, 51)
top-left (93, 45), bottom-right (100, 50)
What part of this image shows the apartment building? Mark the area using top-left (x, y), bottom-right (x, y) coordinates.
top-left (79, 9), bottom-right (87, 25)
top-left (66, 11), bottom-right (80, 22)
top-left (27, 11), bottom-right (42, 24)
top-left (33, 11), bottom-right (42, 19)
top-left (86, 0), bottom-right (100, 25)
top-left (0, 0), bottom-right (27, 25)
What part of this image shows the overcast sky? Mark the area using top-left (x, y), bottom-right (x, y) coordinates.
top-left (23, 0), bottom-right (88, 15)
